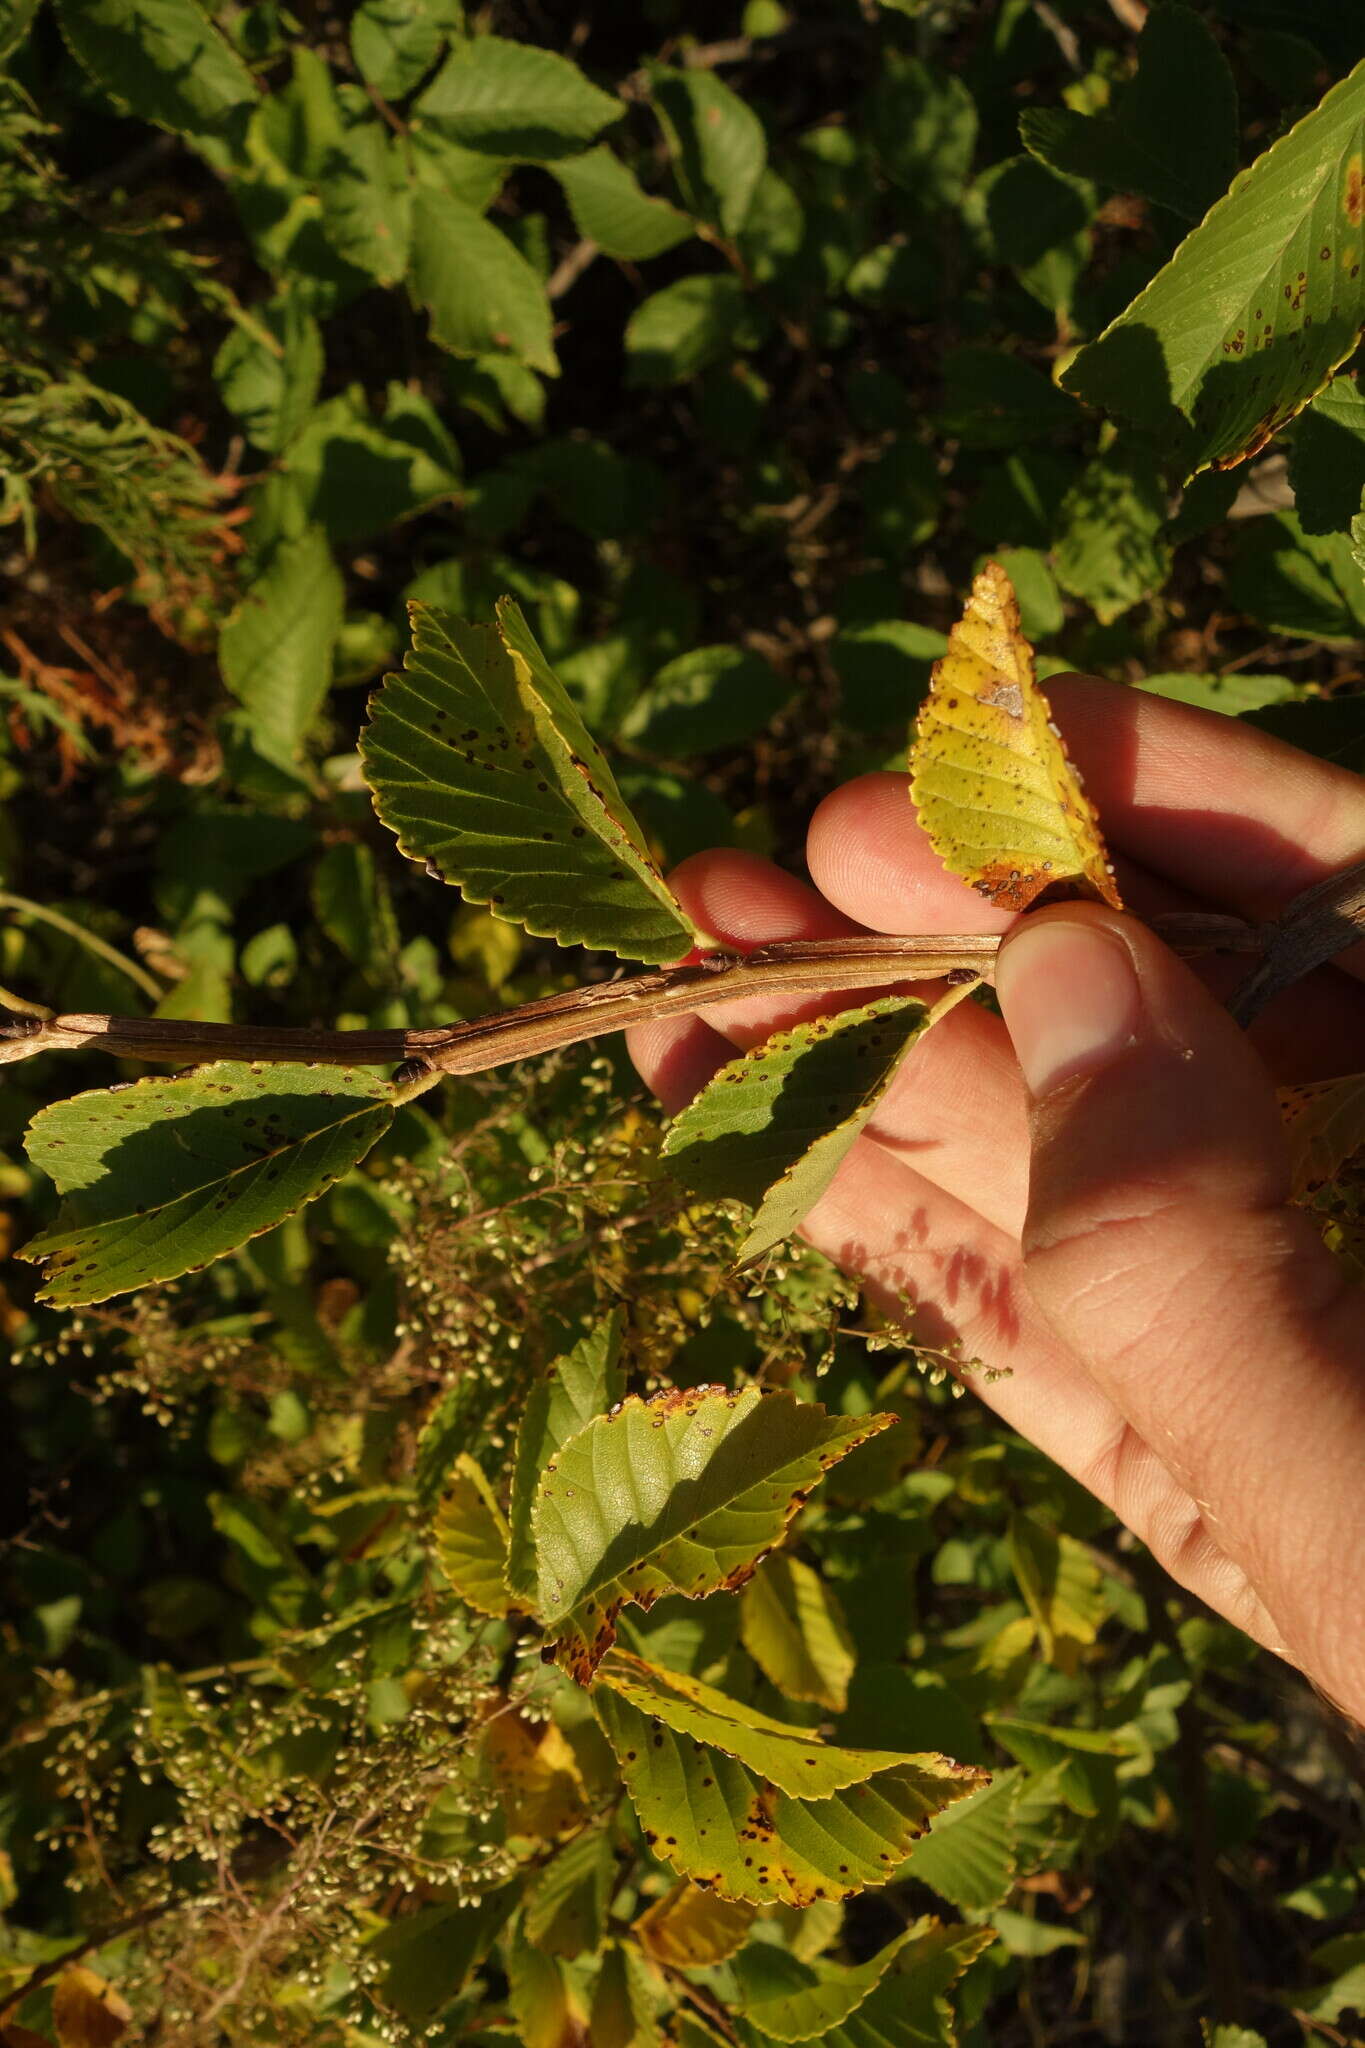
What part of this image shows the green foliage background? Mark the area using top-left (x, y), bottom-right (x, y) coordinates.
top-left (2, 1), bottom-right (1364, 2043)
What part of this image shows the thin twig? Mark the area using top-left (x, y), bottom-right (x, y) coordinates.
top-left (0, 889), bottom-right (164, 1001)
top-left (0, 917), bottom-right (1268, 1077)
top-left (547, 237), bottom-right (600, 299)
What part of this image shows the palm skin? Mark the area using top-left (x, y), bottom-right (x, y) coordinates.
top-left (628, 677), bottom-right (1365, 1721)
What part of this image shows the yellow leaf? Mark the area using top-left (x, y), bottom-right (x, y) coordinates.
top-left (909, 560), bottom-right (1122, 912)
top-left (739, 1553), bottom-right (856, 1713)
top-left (432, 1453), bottom-right (513, 1617)
top-left (634, 1880), bottom-right (756, 1968)
top-left (1278, 1072), bottom-right (1365, 1196)
top-left (52, 1967), bottom-right (132, 2048)
top-left (483, 1709), bottom-right (588, 1838)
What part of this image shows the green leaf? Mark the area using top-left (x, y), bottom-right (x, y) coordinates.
top-left (360, 599), bottom-right (696, 963)
top-left (1007, 1514), bottom-right (1108, 1668)
top-left (867, 54), bottom-right (977, 208)
top-left (433, 1453), bottom-right (513, 1617)
top-left (830, 621), bottom-right (947, 735)
top-left (351, 0), bottom-right (457, 101)
top-left (940, 346), bottom-right (1077, 448)
top-left (625, 274), bottom-right (756, 387)
top-left (554, 145), bottom-right (694, 260)
top-left (317, 91), bottom-right (412, 284)
top-left (534, 1388), bottom-right (890, 1680)
top-left (806, 1919), bottom-right (998, 2048)
top-left (619, 645), bottom-right (790, 755)
top-left (661, 996), bottom-right (933, 1266)
top-left (522, 1824), bottom-right (614, 1957)
top-left (219, 527), bottom-right (344, 763)
top-left (1289, 375), bottom-right (1365, 534)
top-left (1225, 512), bottom-right (1365, 641)
top-left (1053, 446), bottom-right (1171, 623)
top-left (593, 1651), bottom-right (983, 1906)
top-left (973, 155), bottom-right (1093, 317)
top-left (506, 1311), bottom-right (627, 1604)
top-left (648, 64), bottom-right (767, 237)
top-left (54, 0), bottom-right (257, 142)
top-left (505, 1920), bottom-right (588, 2048)
top-left (214, 297), bottom-right (323, 454)
top-left (1063, 60), bottom-right (1365, 476)
top-left (0, 0), bottom-right (40, 62)
top-left (1020, 5), bottom-right (1238, 223)
top-left (408, 188), bottom-right (557, 374)
top-left (739, 1554), bottom-right (856, 1714)
top-left (590, 1942), bottom-right (663, 2048)
top-left (369, 1890), bottom-right (514, 2018)
top-left (731, 1923), bottom-right (921, 2041)
top-left (414, 34), bottom-right (621, 159)
top-left (312, 841), bottom-right (399, 971)
top-left (900, 1770), bottom-right (1021, 1912)
top-left (1136, 672), bottom-right (1301, 715)
top-left (283, 389), bottom-right (461, 544)
top-left (1243, 692), bottom-right (1365, 770)
top-left (1279, 1073), bottom-right (1365, 1198)
top-left (23, 1064), bottom-right (394, 1307)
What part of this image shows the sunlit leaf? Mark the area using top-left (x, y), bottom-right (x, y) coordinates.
top-left (23, 1064), bottom-right (393, 1307)
top-left (433, 1453), bottom-right (513, 1617)
top-left (1007, 1514), bottom-right (1107, 1672)
top-left (740, 1553), bottom-right (856, 1713)
top-left (633, 1880), bottom-right (756, 1969)
top-left (554, 146), bottom-right (694, 260)
top-left (909, 560), bottom-right (1122, 912)
top-left (53, 0), bottom-right (257, 142)
top-left (594, 1651), bottom-right (983, 1908)
top-left (362, 600), bottom-right (696, 963)
top-left (482, 1709), bottom-right (588, 1839)
top-left (533, 1388), bottom-right (892, 1681)
top-left (662, 996), bottom-right (933, 1266)
top-left (506, 1311), bottom-right (627, 1604)
top-left (414, 34), bottom-right (622, 159)
top-left (1063, 60), bottom-right (1365, 476)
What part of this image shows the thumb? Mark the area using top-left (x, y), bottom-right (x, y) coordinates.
top-left (994, 903), bottom-right (1365, 1705)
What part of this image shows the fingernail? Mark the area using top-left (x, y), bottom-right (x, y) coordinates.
top-left (996, 917), bottom-right (1143, 1099)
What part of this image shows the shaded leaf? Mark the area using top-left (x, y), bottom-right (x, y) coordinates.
top-left (54, 0), bottom-right (257, 142)
top-left (506, 1311), bottom-right (627, 1603)
top-left (23, 1064), bottom-right (393, 1307)
top-left (414, 34), bottom-right (621, 158)
top-left (1224, 513), bottom-right (1365, 642)
top-left (533, 1388), bottom-right (892, 1680)
top-left (433, 1453), bottom-right (513, 1617)
top-left (649, 64), bottom-right (766, 237)
top-left (214, 296), bottom-right (323, 454)
top-left (625, 274), bottom-right (756, 387)
top-left (1244, 692), bottom-right (1365, 770)
top-left (283, 387), bottom-right (461, 544)
top-left (1063, 60), bottom-right (1365, 476)
top-left (731, 1923), bottom-right (922, 2042)
top-left (589, 1942), bottom-right (663, 2048)
top-left (1289, 375), bottom-right (1365, 534)
top-left (740, 1553), bottom-right (856, 1713)
top-left (909, 560), bottom-right (1122, 912)
top-left (505, 1918), bottom-right (591, 2048)
top-left (800, 1919), bottom-right (998, 2048)
top-left (1021, 5), bottom-right (1238, 222)
top-left (867, 54), bottom-right (977, 208)
top-left (594, 1651), bottom-right (983, 1907)
top-left (633, 1880), bottom-right (756, 1969)
top-left (219, 527), bottom-right (344, 763)
top-left (554, 145), bottom-right (694, 260)
top-left (900, 1770), bottom-right (1021, 1912)
top-left (940, 345), bottom-right (1077, 448)
top-left (1278, 1073), bottom-right (1365, 1196)
top-left (662, 995), bottom-right (933, 1267)
top-left (1053, 447), bottom-right (1171, 624)
top-left (52, 1967), bottom-right (132, 2048)
top-left (523, 1824), bottom-right (614, 1957)
top-left (619, 645), bottom-right (790, 756)
top-left (362, 600), bottom-right (696, 962)
top-left (369, 1890), bottom-right (514, 2017)
top-left (317, 91), bottom-right (412, 284)
top-left (409, 189), bottom-right (558, 374)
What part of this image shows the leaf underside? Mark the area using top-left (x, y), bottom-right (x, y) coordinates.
top-left (909, 560), bottom-right (1122, 912)
top-left (360, 599), bottom-right (695, 962)
top-left (23, 1062), bottom-right (393, 1306)
top-left (432, 1453), bottom-right (514, 1617)
top-left (663, 995), bottom-right (932, 1265)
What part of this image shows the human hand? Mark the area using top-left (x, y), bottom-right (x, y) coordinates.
top-left (628, 677), bottom-right (1365, 1721)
